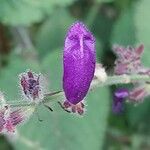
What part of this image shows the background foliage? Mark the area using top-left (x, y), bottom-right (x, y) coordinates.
top-left (0, 0), bottom-right (149, 150)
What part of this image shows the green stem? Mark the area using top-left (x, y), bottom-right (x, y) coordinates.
top-left (86, 3), bottom-right (100, 27)
top-left (91, 74), bottom-right (150, 89)
top-left (5, 74), bottom-right (150, 107)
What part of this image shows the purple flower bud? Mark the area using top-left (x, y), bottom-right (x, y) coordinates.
top-left (20, 70), bottom-right (44, 102)
top-left (112, 88), bottom-right (129, 114)
top-left (62, 22), bottom-right (96, 115)
top-left (112, 44), bottom-right (150, 75)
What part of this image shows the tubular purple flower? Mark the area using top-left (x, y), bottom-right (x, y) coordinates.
top-left (62, 22), bottom-right (96, 114)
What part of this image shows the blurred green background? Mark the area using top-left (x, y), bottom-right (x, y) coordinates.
top-left (0, 0), bottom-right (150, 150)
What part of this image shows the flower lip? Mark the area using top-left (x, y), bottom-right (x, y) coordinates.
top-left (114, 88), bottom-right (129, 99)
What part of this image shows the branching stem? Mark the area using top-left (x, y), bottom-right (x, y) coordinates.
top-left (5, 74), bottom-right (150, 108)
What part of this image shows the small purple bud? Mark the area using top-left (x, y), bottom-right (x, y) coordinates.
top-left (112, 88), bottom-right (129, 114)
top-left (62, 22), bottom-right (96, 115)
top-left (20, 70), bottom-right (44, 102)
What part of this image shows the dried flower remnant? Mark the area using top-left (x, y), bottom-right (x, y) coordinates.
top-left (0, 107), bottom-right (34, 134)
top-left (0, 92), bottom-right (34, 134)
top-left (129, 83), bottom-right (150, 103)
top-left (4, 109), bottom-right (23, 133)
top-left (62, 22), bottom-right (96, 115)
top-left (94, 63), bottom-right (107, 82)
top-left (113, 44), bottom-right (150, 75)
top-left (20, 70), bottom-right (44, 102)
top-left (112, 88), bottom-right (129, 114)
top-left (58, 100), bottom-right (85, 115)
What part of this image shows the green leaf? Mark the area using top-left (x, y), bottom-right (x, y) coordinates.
top-left (126, 99), bottom-right (150, 128)
top-left (96, 0), bottom-right (114, 3)
top-left (134, 0), bottom-right (150, 66)
top-left (0, 0), bottom-right (43, 26)
top-left (12, 50), bottom-right (110, 150)
top-left (0, 0), bottom-right (75, 26)
top-left (35, 9), bottom-right (75, 57)
top-left (111, 7), bottom-right (136, 46)
top-left (0, 54), bottom-right (39, 100)
top-left (0, 136), bottom-right (13, 150)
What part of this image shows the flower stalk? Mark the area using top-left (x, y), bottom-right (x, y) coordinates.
top-left (4, 74), bottom-right (150, 108)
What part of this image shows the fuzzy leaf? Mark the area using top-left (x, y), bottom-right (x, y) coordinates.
top-left (0, 0), bottom-right (75, 26)
top-left (134, 0), bottom-right (150, 66)
top-left (111, 7), bottom-right (136, 46)
top-left (0, 54), bottom-right (39, 100)
top-left (35, 9), bottom-right (75, 57)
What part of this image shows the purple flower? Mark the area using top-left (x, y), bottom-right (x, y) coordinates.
top-left (113, 44), bottom-right (150, 75)
top-left (20, 70), bottom-right (44, 102)
top-left (112, 88), bottom-right (129, 114)
top-left (62, 22), bottom-right (96, 115)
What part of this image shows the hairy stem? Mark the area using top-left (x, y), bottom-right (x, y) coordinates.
top-left (5, 74), bottom-right (150, 107)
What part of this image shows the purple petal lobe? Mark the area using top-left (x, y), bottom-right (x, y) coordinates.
top-left (63, 22), bottom-right (96, 105)
top-left (114, 88), bottom-right (129, 99)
